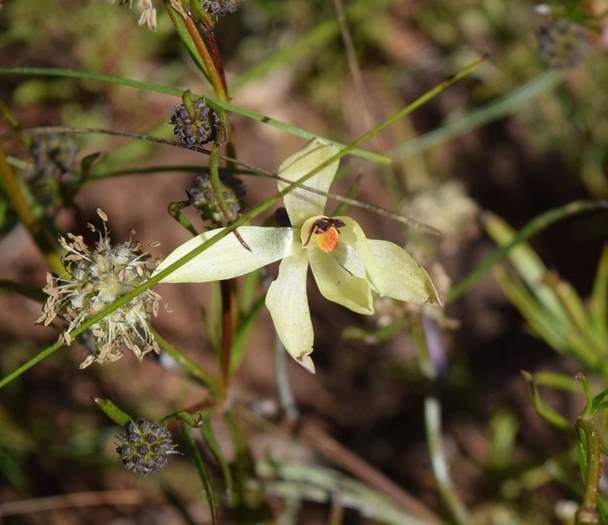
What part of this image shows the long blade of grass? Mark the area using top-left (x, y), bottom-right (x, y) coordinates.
top-left (0, 58), bottom-right (483, 389)
top-left (0, 66), bottom-right (389, 165)
top-left (448, 201), bottom-right (608, 303)
top-left (484, 212), bottom-right (567, 322)
top-left (392, 71), bottom-right (564, 160)
top-left (181, 422), bottom-right (218, 524)
top-left (232, 0), bottom-right (398, 93)
top-left (590, 246), bottom-right (608, 345)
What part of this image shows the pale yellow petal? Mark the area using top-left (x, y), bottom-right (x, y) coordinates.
top-left (278, 141), bottom-right (340, 226)
top-left (156, 227), bottom-right (295, 283)
top-left (308, 248), bottom-right (374, 315)
top-left (339, 217), bottom-right (440, 305)
top-left (265, 252), bottom-right (316, 373)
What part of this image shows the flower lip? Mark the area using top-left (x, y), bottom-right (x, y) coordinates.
top-left (302, 216), bottom-right (346, 253)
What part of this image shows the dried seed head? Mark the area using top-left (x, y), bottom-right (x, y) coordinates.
top-left (37, 209), bottom-right (161, 368)
top-left (187, 173), bottom-right (245, 226)
top-left (537, 19), bottom-right (590, 68)
top-left (108, 0), bottom-right (157, 31)
top-left (170, 99), bottom-right (223, 149)
top-left (203, 0), bottom-right (239, 21)
top-left (115, 418), bottom-right (178, 476)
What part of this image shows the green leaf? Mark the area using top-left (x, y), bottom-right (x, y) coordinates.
top-left (231, 295), bottom-right (266, 372)
top-left (93, 397), bottom-right (131, 426)
top-left (590, 246), bottom-right (608, 346)
top-left (199, 412), bottom-right (234, 504)
top-left (181, 422), bottom-right (218, 525)
top-left (163, 0), bottom-right (211, 82)
top-left (521, 372), bottom-right (571, 430)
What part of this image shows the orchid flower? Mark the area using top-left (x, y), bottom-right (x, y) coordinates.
top-left (156, 141), bottom-right (440, 373)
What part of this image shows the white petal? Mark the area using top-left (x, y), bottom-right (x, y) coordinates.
top-left (366, 239), bottom-right (441, 304)
top-left (278, 140), bottom-right (340, 226)
top-left (265, 252), bottom-right (316, 373)
top-left (340, 217), bottom-right (440, 305)
top-left (156, 227), bottom-right (295, 283)
top-left (308, 248), bottom-right (374, 315)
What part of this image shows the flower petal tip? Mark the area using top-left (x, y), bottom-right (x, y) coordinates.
top-left (297, 354), bottom-right (316, 374)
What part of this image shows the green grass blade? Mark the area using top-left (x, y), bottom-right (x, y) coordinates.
top-left (590, 246), bottom-right (608, 345)
top-left (199, 412), bottom-right (234, 503)
top-left (521, 372), bottom-right (571, 431)
top-left (0, 66), bottom-right (389, 165)
top-left (393, 71), bottom-right (564, 160)
top-left (448, 201), bottom-right (608, 303)
top-left (484, 212), bottom-right (567, 322)
top-left (181, 422), bottom-right (218, 524)
top-left (232, 0), bottom-right (398, 92)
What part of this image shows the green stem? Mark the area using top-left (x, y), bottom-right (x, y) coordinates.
top-left (447, 201), bottom-right (608, 303)
top-left (0, 66), bottom-right (389, 164)
top-left (576, 417), bottom-right (601, 524)
top-left (152, 329), bottom-right (219, 396)
top-left (0, 147), bottom-right (64, 275)
top-left (181, 12), bottom-right (228, 102)
top-left (0, 58), bottom-right (483, 389)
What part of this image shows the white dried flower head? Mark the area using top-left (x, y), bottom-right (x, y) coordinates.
top-left (37, 209), bottom-right (161, 368)
top-left (108, 0), bottom-right (157, 31)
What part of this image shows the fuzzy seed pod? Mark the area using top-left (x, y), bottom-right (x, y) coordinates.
top-left (187, 173), bottom-right (245, 226)
top-left (203, 0), bottom-right (239, 21)
top-left (170, 99), bottom-right (222, 149)
top-left (115, 418), bottom-right (178, 476)
top-left (37, 209), bottom-right (161, 368)
top-left (537, 19), bottom-right (589, 68)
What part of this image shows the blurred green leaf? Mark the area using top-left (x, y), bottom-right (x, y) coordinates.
top-left (590, 246), bottom-right (608, 346)
top-left (200, 411), bottom-right (234, 504)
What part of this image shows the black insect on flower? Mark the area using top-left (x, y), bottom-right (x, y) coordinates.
top-left (187, 173), bottom-right (245, 226)
top-left (203, 0), bottom-right (239, 21)
top-left (170, 98), bottom-right (223, 149)
top-left (115, 418), bottom-right (179, 476)
top-left (537, 19), bottom-right (590, 68)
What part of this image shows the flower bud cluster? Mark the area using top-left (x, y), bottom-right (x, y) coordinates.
top-left (537, 19), bottom-right (589, 68)
top-left (187, 173), bottom-right (245, 226)
top-left (115, 418), bottom-right (178, 476)
top-left (203, 0), bottom-right (239, 21)
top-left (170, 99), bottom-right (223, 149)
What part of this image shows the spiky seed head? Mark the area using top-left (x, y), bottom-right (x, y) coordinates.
top-left (187, 173), bottom-right (245, 226)
top-left (170, 99), bottom-right (223, 149)
top-left (537, 19), bottom-right (589, 68)
top-left (37, 209), bottom-right (161, 368)
top-left (203, 0), bottom-right (239, 21)
top-left (115, 418), bottom-right (178, 475)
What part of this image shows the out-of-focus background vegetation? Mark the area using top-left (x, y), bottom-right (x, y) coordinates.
top-left (0, 0), bottom-right (607, 523)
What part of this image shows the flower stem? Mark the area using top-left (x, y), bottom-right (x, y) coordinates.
top-left (152, 328), bottom-right (219, 396)
top-left (0, 147), bottom-right (65, 276)
top-left (576, 417), bottom-right (602, 524)
top-left (181, 12), bottom-right (228, 102)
